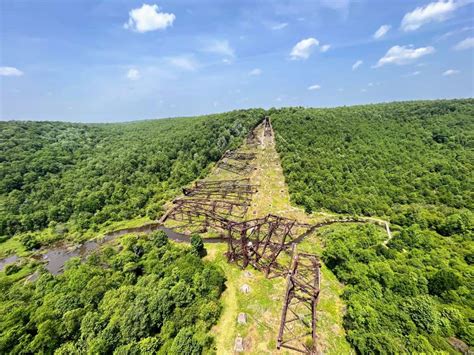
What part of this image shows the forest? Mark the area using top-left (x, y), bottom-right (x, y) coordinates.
top-left (270, 99), bottom-right (473, 219)
top-left (0, 100), bottom-right (472, 354)
top-left (0, 231), bottom-right (224, 354)
top-left (0, 109), bottom-right (263, 245)
top-left (270, 99), bottom-right (473, 353)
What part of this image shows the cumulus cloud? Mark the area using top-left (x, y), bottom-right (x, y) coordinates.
top-left (443, 69), bottom-right (460, 75)
top-left (126, 68), bottom-right (140, 80)
top-left (454, 37), bottom-right (474, 50)
top-left (352, 60), bottom-right (363, 70)
top-left (320, 44), bottom-right (331, 52)
top-left (168, 56), bottom-right (198, 71)
top-left (124, 4), bottom-right (175, 33)
top-left (373, 25), bottom-right (391, 39)
top-left (204, 40), bottom-right (235, 57)
top-left (401, 0), bottom-right (467, 32)
top-left (290, 38), bottom-right (319, 60)
top-left (249, 68), bottom-right (262, 76)
top-left (308, 84), bottom-right (321, 90)
top-left (374, 45), bottom-right (435, 67)
top-left (0, 66), bottom-right (24, 76)
top-left (271, 22), bottom-right (288, 30)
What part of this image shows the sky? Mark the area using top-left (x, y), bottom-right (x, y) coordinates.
top-left (1, 0), bottom-right (473, 122)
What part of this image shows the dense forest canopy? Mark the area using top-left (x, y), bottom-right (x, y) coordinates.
top-left (321, 223), bottom-right (473, 353)
top-left (0, 100), bottom-right (473, 354)
top-left (270, 99), bottom-right (473, 353)
top-left (0, 232), bottom-right (224, 354)
top-left (270, 99), bottom-right (473, 219)
top-left (0, 109), bottom-right (264, 239)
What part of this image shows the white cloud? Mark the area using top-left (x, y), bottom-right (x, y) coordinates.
top-left (204, 40), bottom-right (235, 57)
top-left (271, 22), bottom-right (288, 30)
top-left (308, 84), bottom-right (321, 90)
top-left (404, 71), bottom-right (421, 77)
top-left (290, 38), bottom-right (319, 60)
top-left (320, 44), bottom-right (331, 52)
top-left (437, 26), bottom-right (474, 41)
top-left (124, 4), bottom-right (175, 33)
top-left (352, 60), bottom-right (363, 70)
top-left (373, 25), bottom-right (391, 39)
top-left (168, 56), bottom-right (198, 71)
top-left (443, 69), bottom-right (460, 75)
top-left (0, 66), bottom-right (24, 76)
top-left (454, 37), bottom-right (474, 50)
top-left (249, 68), bottom-right (262, 76)
top-left (374, 45), bottom-right (435, 67)
top-left (401, 0), bottom-right (467, 32)
top-left (126, 68), bottom-right (140, 80)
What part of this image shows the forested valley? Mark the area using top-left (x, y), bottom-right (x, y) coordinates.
top-left (0, 109), bottom-right (263, 248)
top-left (0, 100), bottom-right (473, 354)
top-left (271, 99), bottom-right (473, 353)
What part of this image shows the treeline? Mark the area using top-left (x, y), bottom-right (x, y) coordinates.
top-left (270, 99), bottom-right (473, 219)
top-left (321, 223), bottom-right (473, 353)
top-left (0, 109), bottom-right (264, 238)
top-left (0, 232), bottom-right (225, 354)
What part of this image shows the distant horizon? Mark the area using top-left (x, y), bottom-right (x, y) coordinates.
top-left (1, 96), bottom-right (472, 124)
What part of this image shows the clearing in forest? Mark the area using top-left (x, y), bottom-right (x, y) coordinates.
top-left (163, 121), bottom-right (353, 354)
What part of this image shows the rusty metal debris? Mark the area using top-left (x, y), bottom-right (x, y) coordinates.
top-left (264, 116), bottom-right (272, 137)
top-left (160, 119), bottom-right (322, 354)
top-left (182, 179), bottom-right (258, 202)
top-left (277, 244), bottom-right (321, 354)
top-left (223, 150), bottom-right (257, 161)
top-left (226, 214), bottom-right (312, 278)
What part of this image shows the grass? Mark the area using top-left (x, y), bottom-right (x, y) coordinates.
top-left (200, 124), bottom-right (353, 353)
top-left (206, 243), bottom-right (291, 354)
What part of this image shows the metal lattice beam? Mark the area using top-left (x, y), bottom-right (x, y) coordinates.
top-left (277, 244), bottom-right (321, 354)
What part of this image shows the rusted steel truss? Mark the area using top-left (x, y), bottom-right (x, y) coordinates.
top-left (161, 202), bottom-right (230, 231)
top-left (172, 198), bottom-right (249, 218)
top-left (277, 245), bottom-right (321, 354)
top-left (183, 179), bottom-right (257, 202)
top-left (217, 159), bottom-right (254, 175)
top-left (264, 116), bottom-right (273, 137)
top-left (246, 130), bottom-right (258, 146)
top-left (226, 214), bottom-right (311, 278)
top-left (223, 150), bottom-right (257, 161)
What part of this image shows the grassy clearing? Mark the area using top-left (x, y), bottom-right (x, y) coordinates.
top-left (200, 124), bottom-right (353, 353)
top-left (205, 243), bottom-right (291, 354)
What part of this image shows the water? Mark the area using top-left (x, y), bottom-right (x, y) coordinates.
top-left (1, 223), bottom-right (225, 275)
top-left (0, 254), bottom-right (19, 271)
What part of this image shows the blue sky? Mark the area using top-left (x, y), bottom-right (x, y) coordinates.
top-left (1, 0), bottom-right (473, 122)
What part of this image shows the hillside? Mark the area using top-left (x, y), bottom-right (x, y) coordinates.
top-left (270, 99), bottom-right (474, 353)
top-left (0, 100), bottom-right (473, 354)
top-left (0, 110), bottom-right (263, 250)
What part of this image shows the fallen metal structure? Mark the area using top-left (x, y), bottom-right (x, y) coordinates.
top-left (277, 244), bottom-right (321, 354)
top-left (226, 214), bottom-right (311, 278)
top-left (161, 202), bottom-right (230, 231)
top-left (172, 198), bottom-right (250, 218)
top-left (217, 160), bottom-right (254, 175)
top-left (264, 116), bottom-right (273, 137)
top-left (182, 179), bottom-right (258, 202)
top-left (223, 150), bottom-right (257, 161)
top-left (246, 130), bottom-right (258, 146)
